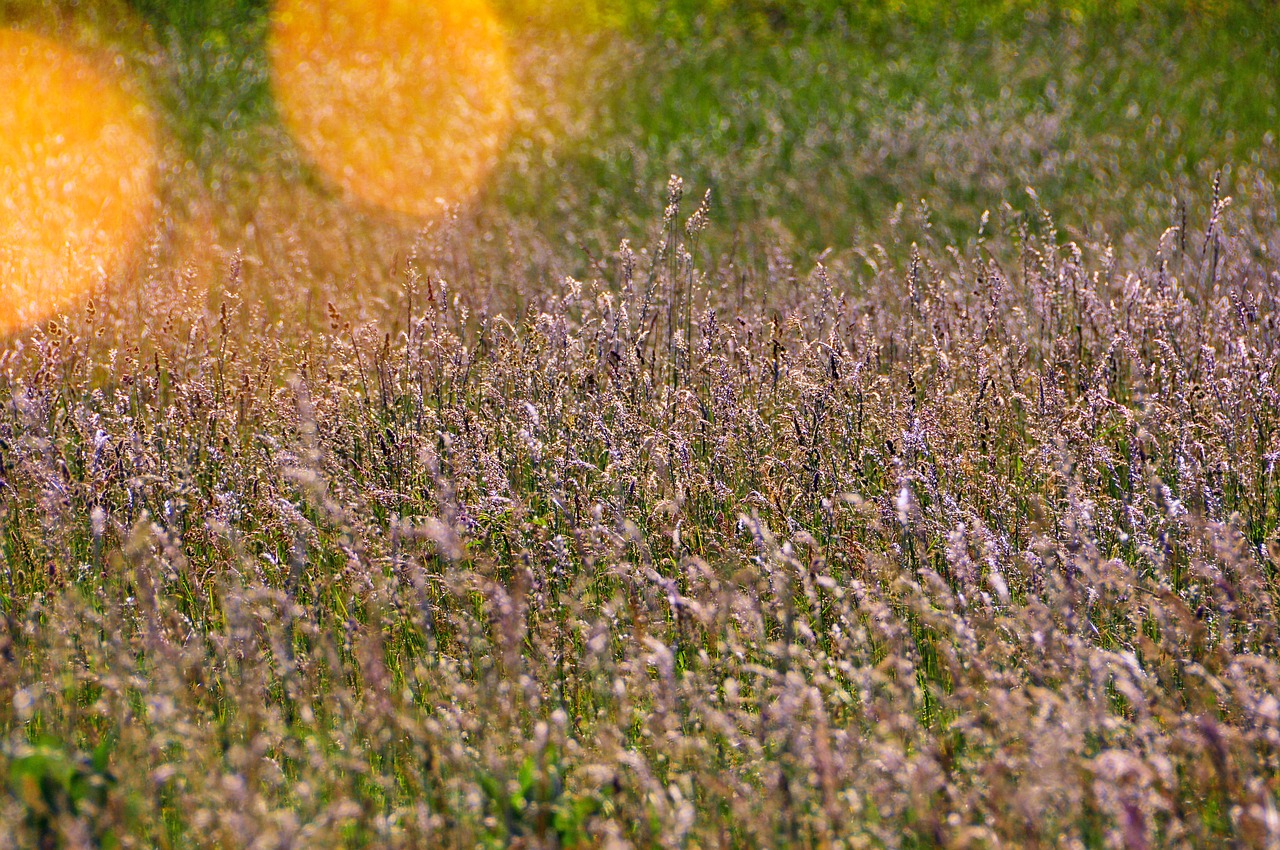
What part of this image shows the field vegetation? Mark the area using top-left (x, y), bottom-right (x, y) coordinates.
top-left (2, 0), bottom-right (1280, 847)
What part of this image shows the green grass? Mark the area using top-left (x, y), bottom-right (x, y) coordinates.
top-left (501, 5), bottom-right (1280, 258)
top-left (101, 0), bottom-right (1280, 259)
top-left (1, 0), bottom-right (1279, 847)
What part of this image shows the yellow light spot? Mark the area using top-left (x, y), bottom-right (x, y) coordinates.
top-left (0, 28), bottom-right (156, 336)
top-left (269, 0), bottom-right (514, 217)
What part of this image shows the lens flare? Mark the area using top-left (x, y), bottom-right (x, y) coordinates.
top-left (269, 0), bottom-right (514, 217)
top-left (0, 28), bottom-right (156, 335)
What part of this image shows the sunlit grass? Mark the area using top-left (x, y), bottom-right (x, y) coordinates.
top-left (0, 26), bottom-right (156, 334)
top-left (1, 2), bottom-right (1279, 847)
top-left (268, 0), bottom-right (513, 216)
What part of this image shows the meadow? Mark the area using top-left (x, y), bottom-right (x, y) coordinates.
top-left (1, 1), bottom-right (1280, 847)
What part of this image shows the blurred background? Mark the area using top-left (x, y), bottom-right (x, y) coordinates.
top-left (1, 0), bottom-right (1277, 336)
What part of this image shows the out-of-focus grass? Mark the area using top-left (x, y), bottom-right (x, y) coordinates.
top-left (500, 3), bottom-right (1280, 257)
top-left (97, 0), bottom-right (1280, 262)
top-left (127, 0), bottom-right (273, 173)
top-left (1, 0), bottom-right (1256, 319)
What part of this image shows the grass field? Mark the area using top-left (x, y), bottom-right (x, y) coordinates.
top-left (2, 1), bottom-right (1280, 847)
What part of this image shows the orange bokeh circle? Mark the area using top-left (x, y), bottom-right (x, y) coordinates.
top-left (269, 0), bottom-right (514, 217)
top-left (0, 28), bottom-right (157, 335)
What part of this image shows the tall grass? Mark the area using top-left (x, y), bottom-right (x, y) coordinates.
top-left (2, 166), bottom-right (1279, 846)
top-left (3, 1), bottom-right (1280, 847)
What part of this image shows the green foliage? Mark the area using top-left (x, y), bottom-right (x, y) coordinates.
top-left (475, 752), bottom-right (605, 847)
top-left (126, 0), bottom-right (274, 173)
top-left (7, 739), bottom-right (118, 849)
